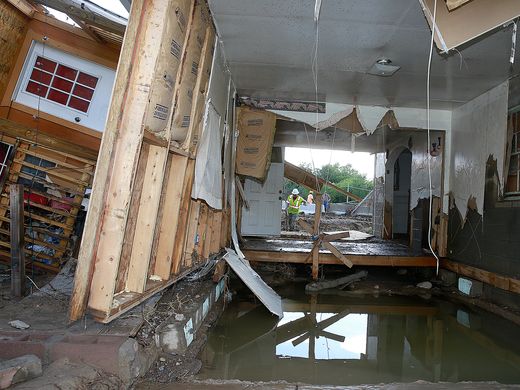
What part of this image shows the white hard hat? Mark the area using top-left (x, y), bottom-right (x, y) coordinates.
top-left (292, 188), bottom-right (299, 195)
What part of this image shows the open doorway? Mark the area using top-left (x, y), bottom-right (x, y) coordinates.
top-left (391, 149), bottom-right (412, 240)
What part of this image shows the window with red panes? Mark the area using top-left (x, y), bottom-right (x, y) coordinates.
top-left (25, 56), bottom-right (98, 114)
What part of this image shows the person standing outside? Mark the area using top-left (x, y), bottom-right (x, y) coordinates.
top-left (287, 188), bottom-right (305, 231)
top-left (307, 190), bottom-right (314, 204)
top-left (322, 192), bottom-right (331, 212)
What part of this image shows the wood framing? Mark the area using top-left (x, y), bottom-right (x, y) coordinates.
top-left (70, 0), bottom-right (220, 323)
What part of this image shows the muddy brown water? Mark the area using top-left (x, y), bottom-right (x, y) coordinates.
top-left (195, 284), bottom-right (520, 387)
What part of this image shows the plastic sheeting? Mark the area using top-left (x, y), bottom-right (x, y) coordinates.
top-left (192, 102), bottom-right (223, 210)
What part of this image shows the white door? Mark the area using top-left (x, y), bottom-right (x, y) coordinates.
top-left (241, 162), bottom-right (284, 236)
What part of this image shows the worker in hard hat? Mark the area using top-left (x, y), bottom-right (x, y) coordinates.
top-left (287, 188), bottom-right (306, 231)
top-left (307, 190), bottom-right (314, 204)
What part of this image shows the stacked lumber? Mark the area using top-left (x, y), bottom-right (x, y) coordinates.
top-left (0, 131), bottom-right (95, 272)
top-left (70, 0), bottom-right (230, 323)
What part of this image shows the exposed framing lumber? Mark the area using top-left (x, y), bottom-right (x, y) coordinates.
top-left (70, 0), bottom-right (218, 323)
top-left (183, 200), bottom-right (201, 269)
top-left (70, 0), bottom-right (183, 321)
top-left (31, 0), bottom-right (127, 36)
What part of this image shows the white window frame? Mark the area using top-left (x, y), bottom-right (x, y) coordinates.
top-left (13, 41), bottom-right (115, 132)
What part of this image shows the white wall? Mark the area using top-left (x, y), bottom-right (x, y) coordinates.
top-left (450, 81), bottom-right (509, 215)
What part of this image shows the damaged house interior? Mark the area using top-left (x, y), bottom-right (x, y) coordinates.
top-left (0, 0), bottom-right (520, 388)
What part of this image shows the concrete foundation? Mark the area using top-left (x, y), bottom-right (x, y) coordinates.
top-left (156, 278), bottom-right (226, 354)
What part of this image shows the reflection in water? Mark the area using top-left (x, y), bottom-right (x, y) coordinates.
top-left (197, 289), bottom-right (520, 386)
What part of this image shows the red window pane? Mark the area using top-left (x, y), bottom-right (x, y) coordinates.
top-left (56, 64), bottom-right (77, 81)
top-left (72, 84), bottom-right (94, 100)
top-left (77, 72), bottom-right (98, 88)
top-left (51, 77), bottom-right (73, 93)
top-left (48, 89), bottom-right (68, 105)
top-left (35, 56), bottom-right (56, 73)
top-left (68, 96), bottom-right (89, 112)
top-left (26, 81), bottom-right (48, 97)
top-left (30, 69), bottom-right (52, 85)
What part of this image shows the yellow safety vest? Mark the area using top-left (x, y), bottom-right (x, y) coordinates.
top-left (287, 195), bottom-right (304, 214)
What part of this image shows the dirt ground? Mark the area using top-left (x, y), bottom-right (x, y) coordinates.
top-left (135, 276), bottom-right (226, 385)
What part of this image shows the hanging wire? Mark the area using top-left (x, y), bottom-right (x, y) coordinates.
top-left (426, 0), bottom-right (441, 274)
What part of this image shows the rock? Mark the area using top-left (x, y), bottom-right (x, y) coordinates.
top-left (0, 354), bottom-right (42, 389)
top-left (417, 281), bottom-right (433, 289)
top-left (174, 314), bottom-right (185, 321)
top-left (8, 320), bottom-right (30, 330)
top-left (159, 357), bottom-right (166, 362)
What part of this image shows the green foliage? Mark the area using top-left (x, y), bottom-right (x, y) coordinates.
top-left (284, 162), bottom-right (373, 203)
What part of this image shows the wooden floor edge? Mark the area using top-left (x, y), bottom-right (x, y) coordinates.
top-left (242, 249), bottom-right (437, 267)
top-left (441, 258), bottom-right (520, 294)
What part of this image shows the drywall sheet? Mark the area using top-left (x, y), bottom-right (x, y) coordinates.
top-left (224, 248), bottom-right (283, 318)
top-left (420, 0), bottom-right (520, 53)
top-left (451, 81), bottom-right (508, 215)
top-left (236, 107), bottom-right (277, 180)
top-left (192, 103), bottom-right (223, 209)
top-left (271, 104), bottom-right (451, 134)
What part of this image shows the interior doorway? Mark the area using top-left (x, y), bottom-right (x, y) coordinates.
top-left (391, 149), bottom-right (412, 239)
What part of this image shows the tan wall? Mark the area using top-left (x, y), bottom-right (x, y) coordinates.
top-left (0, 1), bottom-right (29, 100)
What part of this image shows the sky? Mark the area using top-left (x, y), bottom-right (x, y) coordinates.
top-left (90, 0), bottom-right (129, 18)
top-left (285, 148), bottom-right (375, 179)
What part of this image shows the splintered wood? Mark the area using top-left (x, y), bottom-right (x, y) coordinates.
top-left (70, 0), bottom-right (225, 323)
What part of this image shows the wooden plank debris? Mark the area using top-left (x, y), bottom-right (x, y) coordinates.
top-left (10, 184), bottom-right (25, 297)
top-left (224, 248), bottom-right (283, 318)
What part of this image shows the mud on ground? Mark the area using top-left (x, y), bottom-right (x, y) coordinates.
top-left (135, 276), bottom-right (226, 385)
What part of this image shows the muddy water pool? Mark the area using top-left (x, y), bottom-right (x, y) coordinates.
top-left (196, 284), bottom-right (520, 386)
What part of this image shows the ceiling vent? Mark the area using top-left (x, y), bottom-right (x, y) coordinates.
top-left (368, 58), bottom-right (400, 77)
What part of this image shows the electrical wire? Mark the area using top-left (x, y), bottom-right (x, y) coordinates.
top-left (427, 0), bottom-right (440, 274)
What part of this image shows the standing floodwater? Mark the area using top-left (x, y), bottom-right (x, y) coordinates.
top-left (197, 285), bottom-right (520, 386)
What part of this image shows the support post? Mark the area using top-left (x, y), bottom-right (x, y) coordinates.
top-left (311, 194), bottom-right (322, 280)
top-left (10, 184), bottom-right (25, 297)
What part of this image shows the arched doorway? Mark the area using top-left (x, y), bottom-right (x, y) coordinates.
top-left (391, 149), bottom-right (412, 240)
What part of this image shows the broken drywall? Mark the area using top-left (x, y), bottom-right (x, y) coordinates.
top-left (420, 0), bottom-right (520, 53)
top-left (192, 41), bottom-right (230, 209)
top-left (450, 81), bottom-right (508, 215)
top-left (192, 102), bottom-right (223, 209)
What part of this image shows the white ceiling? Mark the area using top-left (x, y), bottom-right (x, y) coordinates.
top-left (208, 0), bottom-right (520, 109)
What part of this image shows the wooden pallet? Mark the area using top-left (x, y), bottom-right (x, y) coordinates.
top-left (0, 139), bottom-right (95, 271)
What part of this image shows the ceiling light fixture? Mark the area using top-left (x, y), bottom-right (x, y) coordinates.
top-left (368, 58), bottom-right (401, 77)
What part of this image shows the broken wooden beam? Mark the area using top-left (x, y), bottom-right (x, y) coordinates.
top-left (284, 161), bottom-right (362, 202)
top-left (305, 270), bottom-right (368, 292)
